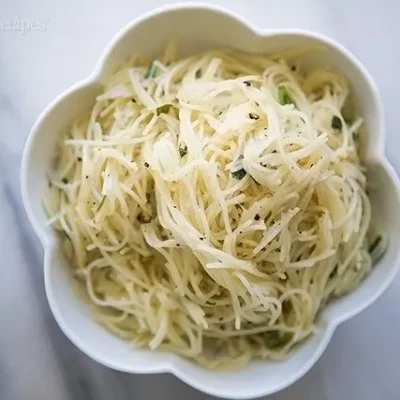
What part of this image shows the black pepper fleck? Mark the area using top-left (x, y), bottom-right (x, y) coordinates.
top-left (254, 213), bottom-right (260, 221)
top-left (249, 112), bottom-right (260, 120)
top-left (137, 213), bottom-right (152, 223)
top-left (244, 81), bottom-right (251, 87)
top-left (77, 157), bottom-right (82, 162)
top-left (144, 162), bottom-right (149, 168)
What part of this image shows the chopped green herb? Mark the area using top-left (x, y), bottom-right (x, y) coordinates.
top-left (231, 168), bottom-right (247, 180)
top-left (353, 131), bottom-right (359, 141)
top-left (249, 112), bottom-right (260, 120)
top-left (264, 331), bottom-right (293, 349)
top-left (344, 117), bottom-right (353, 125)
top-left (96, 196), bottom-right (107, 212)
top-left (231, 155), bottom-right (246, 180)
top-left (156, 104), bottom-right (172, 115)
top-left (77, 157), bottom-right (82, 162)
top-left (144, 62), bottom-right (157, 79)
top-left (282, 300), bottom-right (292, 313)
top-left (195, 70), bottom-right (202, 78)
top-left (278, 86), bottom-right (293, 105)
top-left (369, 235), bottom-right (382, 254)
top-left (179, 144), bottom-right (188, 158)
top-left (331, 116), bottom-right (342, 130)
top-left (329, 265), bottom-right (338, 279)
top-left (62, 178), bottom-right (69, 184)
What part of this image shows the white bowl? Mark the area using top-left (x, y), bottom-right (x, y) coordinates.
top-left (21, 3), bottom-right (400, 399)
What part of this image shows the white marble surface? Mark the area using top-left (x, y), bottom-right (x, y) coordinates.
top-left (1, 0), bottom-right (400, 399)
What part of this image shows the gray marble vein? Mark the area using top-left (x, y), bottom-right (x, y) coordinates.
top-left (1, 1), bottom-right (400, 399)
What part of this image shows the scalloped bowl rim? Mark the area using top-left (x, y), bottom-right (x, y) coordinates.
top-left (20, 3), bottom-right (400, 399)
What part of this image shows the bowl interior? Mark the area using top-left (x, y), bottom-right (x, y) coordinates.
top-left (22, 5), bottom-right (400, 399)
top-left (46, 244), bottom-right (334, 396)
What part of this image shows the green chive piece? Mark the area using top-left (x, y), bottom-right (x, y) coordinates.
top-left (369, 235), bottom-right (382, 254)
top-left (62, 178), bottom-right (69, 184)
top-left (329, 265), bottom-right (338, 279)
top-left (156, 104), bottom-right (172, 115)
top-left (278, 86), bottom-right (293, 105)
top-left (282, 300), bottom-right (292, 313)
top-left (264, 331), bottom-right (293, 349)
top-left (179, 145), bottom-right (188, 158)
top-left (232, 169), bottom-right (246, 180)
top-left (331, 116), bottom-right (342, 130)
top-left (344, 117), bottom-right (353, 125)
top-left (144, 62), bottom-right (157, 79)
top-left (96, 196), bottom-right (107, 212)
top-left (231, 155), bottom-right (246, 180)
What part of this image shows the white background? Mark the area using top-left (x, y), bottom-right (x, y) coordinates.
top-left (0, 1), bottom-right (399, 399)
